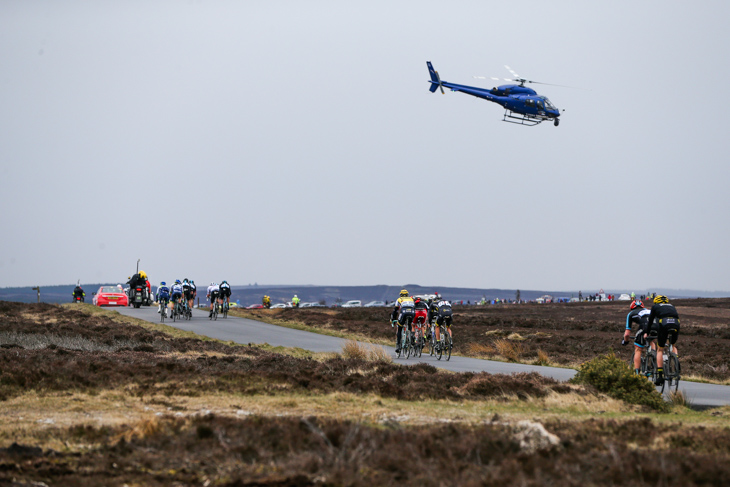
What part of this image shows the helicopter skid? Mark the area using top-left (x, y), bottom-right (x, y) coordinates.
top-left (502, 109), bottom-right (551, 126)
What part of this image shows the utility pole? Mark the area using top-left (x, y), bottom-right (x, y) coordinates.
top-left (31, 286), bottom-right (40, 303)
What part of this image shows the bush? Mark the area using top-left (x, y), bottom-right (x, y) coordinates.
top-left (570, 352), bottom-right (669, 412)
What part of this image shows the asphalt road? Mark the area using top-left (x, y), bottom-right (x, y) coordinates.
top-left (115, 305), bottom-right (730, 408)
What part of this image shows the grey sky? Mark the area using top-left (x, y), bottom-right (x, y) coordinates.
top-left (1, 1), bottom-right (729, 292)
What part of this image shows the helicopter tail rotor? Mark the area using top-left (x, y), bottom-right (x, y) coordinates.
top-left (427, 61), bottom-right (445, 94)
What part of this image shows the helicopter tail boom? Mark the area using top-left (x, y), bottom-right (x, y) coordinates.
top-left (427, 61), bottom-right (444, 94)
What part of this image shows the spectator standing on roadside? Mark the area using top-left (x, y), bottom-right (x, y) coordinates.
top-left (292, 295), bottom-right (300, 308)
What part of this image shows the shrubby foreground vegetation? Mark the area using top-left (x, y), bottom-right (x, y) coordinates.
top-left (1, 301), bottom-right (729, 486)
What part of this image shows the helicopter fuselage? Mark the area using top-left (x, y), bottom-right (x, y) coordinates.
top-left (436, 80), bottom-right (560, 121)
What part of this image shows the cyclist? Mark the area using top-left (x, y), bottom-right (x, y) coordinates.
top-left (206, 282), bottom-right (220, 318)
top-left (187, 280), bottom-right (197, 310)
top-left (263, 295), bottom-right (271, 308)
top-left (648, 295), bottom-right (681, 385)
top-left (219, 280), bottom-right (232, 310)
top-left (139, 271), bottom-right (151, 302)
top-left (170, 280), bottom-right (184, 315)
top-left (427, 298), bottom-right (439, 342)
top-left (182, 278), bottom-right (191, 303)
top-left (156, 282), bottom-right (170, 314)
top-left (434, 299), bottom-right (453, 348)
top-left (72, 284), bottom-right (85, 302)
top-left (413, 296), bottom-right (429, 347)
top-left (623, 299), bottom-right (652, 375)
top-left (390, 289), bottom-right (415, 354)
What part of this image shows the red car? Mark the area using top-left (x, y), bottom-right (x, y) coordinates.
top-left (93, 286), bottom-right (129, 307)
top-left (246, 304), bottom-right (264, 309)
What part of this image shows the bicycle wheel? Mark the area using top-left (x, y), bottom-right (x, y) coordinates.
top-left (645, 350), bottom-right (656, 381)
top-left (667, 354), bottom-right (680, 392)
top-left (223, 303), bottom-right (228, 318)
top-left (416, 328), bottom-right (422, 358)
top-left (436, 334), bottom-right (443, 361)
top-left (445, 332), bottom-right (452, 361)
top-left (160, 303), bottom-right (166, 323)
top-left (404, 328), bottom-right (412, 359)
top-left (429, 325), bottom-right (435, 356)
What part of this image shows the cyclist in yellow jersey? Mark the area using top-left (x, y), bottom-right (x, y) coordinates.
top-left (391, 289), bottom-right (415, 354)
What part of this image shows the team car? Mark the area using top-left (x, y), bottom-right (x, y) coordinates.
top-left (93, 286), bottom-right (129, 307)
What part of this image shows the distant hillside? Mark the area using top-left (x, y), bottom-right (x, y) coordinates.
top-left (1, 284), bottom-right (725, 305)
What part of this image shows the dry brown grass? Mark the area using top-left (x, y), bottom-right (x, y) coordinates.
top-left (341, 340), bottom-right (392, 362)
top-left (534, 349), bottom-right (551, 366)
top-left (465, 342), bottom-right (496, 356)
top-left (668, 389), bottom-right (693, 408)
top-left (494, 338), bottom-right (525, 362)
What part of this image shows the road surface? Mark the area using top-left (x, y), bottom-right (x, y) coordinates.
top-left (115, 306), bottom-right (730, 407)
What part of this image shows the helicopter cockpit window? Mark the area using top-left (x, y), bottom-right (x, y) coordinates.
top-left (525, 99), bottom-right (535, 107)
top-left (536, 100), bottom-right (544, 109)
top-left (541, 97), bottom-right (557, 110)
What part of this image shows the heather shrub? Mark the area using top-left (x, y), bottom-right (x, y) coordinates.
top-left (571, 352), bottom-right (669, 412)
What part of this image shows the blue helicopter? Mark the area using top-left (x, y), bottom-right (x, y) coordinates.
top-left (427, 61), bottom-right (564, 126)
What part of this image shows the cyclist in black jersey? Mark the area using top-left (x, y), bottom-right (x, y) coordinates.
top-left (647, 295), bottom-right (680, 385)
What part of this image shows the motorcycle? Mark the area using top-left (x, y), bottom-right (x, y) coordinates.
top-left (131, 287), bottom-right (147, 309)
top-left (73, 295), bottom-right (84, 303)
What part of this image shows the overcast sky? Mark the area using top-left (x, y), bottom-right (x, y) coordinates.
top-left (1, 1), bottom-right (729, 293)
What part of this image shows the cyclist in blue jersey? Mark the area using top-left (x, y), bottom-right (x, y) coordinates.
top-left (156, 282), bottom-right (170, 313)
top-left (623, 299), bottom-right (651, 375)
top-left (170, 280), bottom-right (184, 314)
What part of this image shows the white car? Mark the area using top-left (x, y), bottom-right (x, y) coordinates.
top-left (341, 300), bottom-right (362, 308)
top-left (270, 303), bottom-right (289, 309)
top-left (364, 300), bottom-right (386, 307)
top-left (617, 294), bottom-right (632, 301)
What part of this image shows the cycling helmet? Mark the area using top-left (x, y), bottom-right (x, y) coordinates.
top-left (183, 278), bottom-right (189, 283)
top-left (175, 279), bottom-right (181, 284)
top-left (139, 271), bottom-right (147, 279)
top-left (654, 295), bottom-right (669, 304)
top-left (221, 280), bottom-right (228, 284)
top-left (160, 281), bottom-right (166, 286)
top-left (400, 289), bottom-right (409, 297)
top-left (210, 282), bottom-right (215, 286)
top-left (630, 299), bottom-right (644, 310)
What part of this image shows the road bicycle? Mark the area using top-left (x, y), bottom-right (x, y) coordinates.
top-left (428, 323), bottom-right (436, 357)
top-left (159, 298), bottom-right (169, 323)
top-left (628, 333), bottom-right (680, 392)
top-left (182, 301), bottom-right (192, 320)
top-left (172, 297), bottom-right (185, 322)
top-left (412, 322), bottom-right (423, 358)
top-left (403, 321), bottom-right (414, 359)
top-left (436, 323), bottom-right (452, 361)
top-left (222, 300), bottom-right (229, 319)
top-left (659, 342), bottom-right (681, 393)
top-left (393, 316), bottom-right (414, 359)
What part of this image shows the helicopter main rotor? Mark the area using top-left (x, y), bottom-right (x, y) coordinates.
top-left (473, 65), bottom-right (580, 89)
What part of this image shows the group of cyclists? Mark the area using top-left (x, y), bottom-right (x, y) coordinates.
top-left (623, 294), bottom-right (681, 385)
top-left (205, 281), bottom-right (232, 318)
top-left (155, 279), bottom-right (197, 317)
top-left (390, 289), bottom-right (454, 355)
top-left (154, 279), bottom-right (233, 319)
